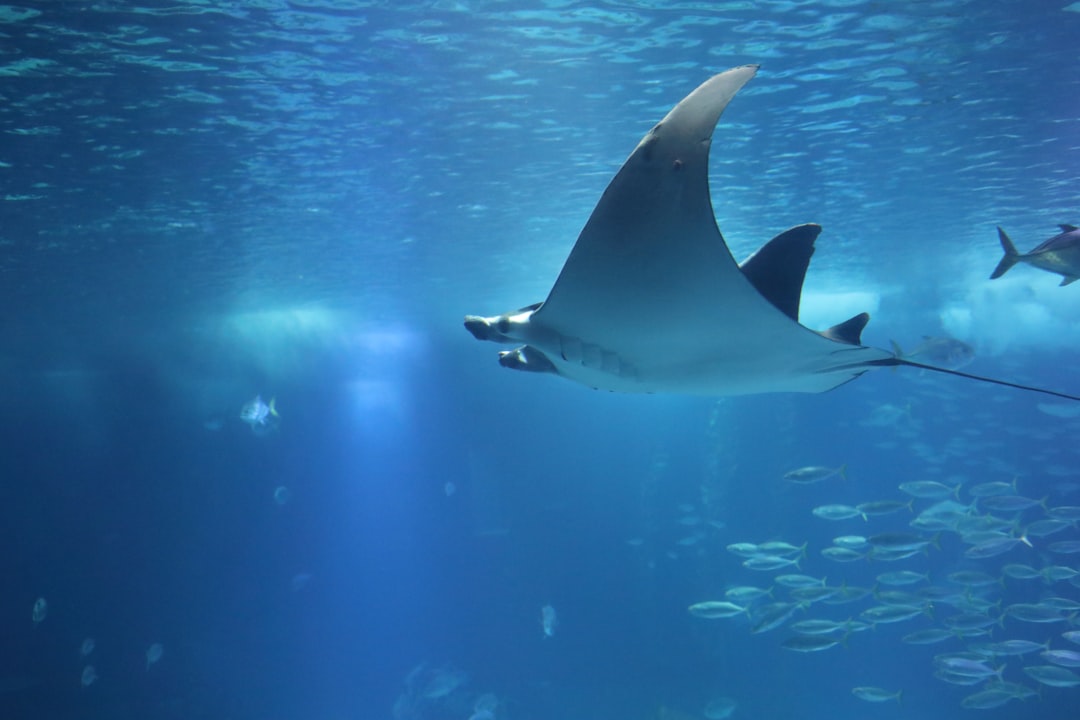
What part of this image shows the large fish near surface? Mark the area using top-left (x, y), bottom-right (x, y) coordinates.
top-left (991, 224), bottom-right (1080, 285)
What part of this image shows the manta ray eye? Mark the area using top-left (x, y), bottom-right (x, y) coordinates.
top-left (672, 159), bottom-right (683, 171)
top-left (497, 318), bottom-right (510, 333)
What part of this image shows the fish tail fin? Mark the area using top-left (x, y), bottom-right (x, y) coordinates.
top-left (994, 664), bottom-right (1006, 683)
top-left (269, 397), bottom-right (279, 417)
top-left (989, 226), bottom-right (1021, 279)
top-left (838, 464), bottom-right (848, 481)
top-left (895, 690), bottom-right (903, 706)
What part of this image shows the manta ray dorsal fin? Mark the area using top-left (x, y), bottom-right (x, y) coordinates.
top-left (820, 312), bottom-right (871, 345)
top-left (739, 224), bottom-right (821, 322)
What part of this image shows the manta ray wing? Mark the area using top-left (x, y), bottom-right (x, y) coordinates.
top-left (526, 65), bottom-right (891, 395)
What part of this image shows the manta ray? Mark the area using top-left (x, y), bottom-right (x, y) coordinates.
top-left (465, 65), bottom-right (1080, 403)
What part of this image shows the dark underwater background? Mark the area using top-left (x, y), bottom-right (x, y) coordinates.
top-left (2, 1), bottom-right (1079, 719)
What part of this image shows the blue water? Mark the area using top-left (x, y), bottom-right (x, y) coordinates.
top-left (2, 1), bottom-right (1079, 718)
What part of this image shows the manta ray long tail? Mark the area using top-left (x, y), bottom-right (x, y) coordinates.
top-left (866, 358), bottom-right (1080, 402)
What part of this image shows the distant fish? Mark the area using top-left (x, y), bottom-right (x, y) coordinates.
top-left (991, 225), bottom-right (1080, 285)
top-left (782, 635), bottom-right (842, 652)
top-left (688, 601), bottom-right (747, 619)
top-left (852, 686), bottom-right (902, 704)
top-left (31, 598), bottom-right (46, 627)
top-left (812, 504), bottom-right (865, 521)
top-left (145, 643), bottom-right (163, 670)
top-left (784, 464), bottom-right (847, 484)
top-left (898, 480), bottom-right (960, 500)
top-left (240, 394), bottom-right (278, 433)
top-left (702, 696), bottom-right (737, 720)
top-left (540, 604), bottom-right (557, 638)
top-left (890, 336), bottom-right (975, 370)
top-left (1037, 402), bottom-right (1080, 419)
top-left (1023, 664), bottom-right (1080, 687)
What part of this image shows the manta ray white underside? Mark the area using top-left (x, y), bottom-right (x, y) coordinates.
top-left (465, 65), bottom-right (1080, 403)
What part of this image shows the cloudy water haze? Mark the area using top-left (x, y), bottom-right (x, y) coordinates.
top-left (2, 2), bottom-right (1079, 719)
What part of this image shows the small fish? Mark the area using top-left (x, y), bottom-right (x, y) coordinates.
top-left (1047, 540), bottom-right (1080, 555)
top-left (80, 665), bottom-right (97, 688)
top-left (145, 643), bottom-right (164, 670)
top-left (1025, 518), bottom-right (1073, 538)
top-left (80, 638), bottom-right (95, 657)
top-left (743, 555), bottom-right (800, 571)
top-left (890, 336), bottom-right (974, 370)
top-left (901, 628), bottom-right (955, 645)
top-left (1041, 565), bottom-right (1078, 582)
top-left (774, 574), bottom-right (825, 589)
top-left (991, 224), bottom-right (1080, 286)
top-left (868, 533), bottom-right (935, 553)
top-left (688, 601), bottom-right (747, 619)
top-left (960, 688), bottom-right (1016, 710)
top-left (985, 639), bottom-right (1048, 656)
top-left (726, 542), bottom-right (761, 558)
top-left (750, 602), bottom-right (801, 634)
top-left (789, 619), bottom-right (853, 636)
top-left (1048, 505), bottom-right (1080, 521)
top-left (782, 635), bottom-right (842, 652)
top-left (1037, 402), bottom-right (1080, 418)
top-left (31, 598), bottom-right (46, 627)
top-left (1023, 664), bottom-right (1080, 687)
top-left (860, 604), bottom-right (926, 625)
top-left (856, 499), bottom-right (913, 517)
top-left (821, 547), bottom-right (864, 563)
top-left (1006, 603), bottom-right (1070, 623)
top-left (933, 655), bottom-right (1003, 680)
top-left (978, 495), bottom-right (1045, 512)
top-left (852, 686), bottom-right (902, 704)
top-left (967, 478), bottom-right (1018, 498)
top-left (1041, 649), bottom-right (1080, 668)
top-left (784, 464), bottom-right (847, 484)
top-left (947, 569), bottom-right (1004, 587)
top-left (832, 535), bottom-right (869, 550)
top-left (876, 571), bottom-right (928, 587)
top-left (725, 586), bottom-right (772, 603)
top-left (756, 540), bottom-right (806, 558)
top-left (240, 395), bottom-right (278, 430)
top-left (540, 604), bottom-right (557, 638)
top-left (964, 535), bottom-right (1031, 559)
top-left (812, 504), bottom-right (865, 521)
top-left (997, 561), bottom-right (1041, 578)
top-left (898, 480), bottom-right (960, 499)
top-left (703, 697), bottom-right (737, 720)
